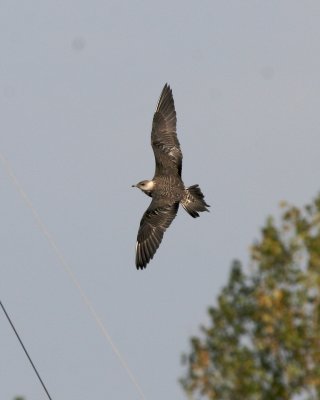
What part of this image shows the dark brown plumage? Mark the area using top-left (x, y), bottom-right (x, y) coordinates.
top-left (132, 84), bottom-right (209, 269)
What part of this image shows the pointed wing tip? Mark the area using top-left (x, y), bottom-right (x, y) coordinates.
top-left (135, 241), bottom-right (152, 270)
top-left (161, 83), bottom-right (172, 96)
top-left (165, 83), bottom-right (172, 92)
top-left (136, 263), bottom-right (147, 270)
top-left (155, 83), bottom-right (175, 116)
top-left (135, 254), bottom-right (151, 270)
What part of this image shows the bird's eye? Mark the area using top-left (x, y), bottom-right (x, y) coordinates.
top-left (141, 183), bottom-right (145, 186)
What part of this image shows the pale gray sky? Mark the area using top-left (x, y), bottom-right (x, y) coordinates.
top-left (1, 1), bottom-right (320, 399)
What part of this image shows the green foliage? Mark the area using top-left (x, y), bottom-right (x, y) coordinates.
top-left (181, 194), bottom-right (320, 400)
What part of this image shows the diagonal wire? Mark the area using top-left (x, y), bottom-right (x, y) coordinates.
top-left (0, 152), bottom-right (146, 400)
top-left (0, 300), bottom-right (53, 400)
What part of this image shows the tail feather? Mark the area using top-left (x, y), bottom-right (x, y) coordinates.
top-left (181, 184), bottom-right (210, 218)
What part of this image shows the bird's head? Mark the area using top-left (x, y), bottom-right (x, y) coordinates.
top-left (132, 180), bottom-right (155, 196)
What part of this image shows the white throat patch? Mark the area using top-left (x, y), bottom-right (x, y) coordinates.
top-left (143, 180), bottom-right (155, 191)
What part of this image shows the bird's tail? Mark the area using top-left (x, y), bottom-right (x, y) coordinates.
top-left (181, 184), bottom-right (210, 218)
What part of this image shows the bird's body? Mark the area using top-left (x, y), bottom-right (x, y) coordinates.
top-left (132, 84), bottom-right (209, 269)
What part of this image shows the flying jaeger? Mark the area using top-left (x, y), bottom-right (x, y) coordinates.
top-left (132, 84), bottom-right (210, 269)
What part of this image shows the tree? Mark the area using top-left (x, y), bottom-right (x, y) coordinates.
top-left (181, 194), bottom-right (320, 400)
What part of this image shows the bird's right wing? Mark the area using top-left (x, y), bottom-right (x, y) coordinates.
top-left (135, 200), bottom-right (179, 269)
top-left (151, 84), bottom-right (182, 177)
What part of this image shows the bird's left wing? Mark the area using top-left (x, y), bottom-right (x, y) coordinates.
top-left (151, 84), bottom-right (182, 177)
top-left (135, 200), bottom-right (179, 269)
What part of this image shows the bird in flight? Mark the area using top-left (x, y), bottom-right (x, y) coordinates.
top-left (132, 84), bottom-right (210, 269)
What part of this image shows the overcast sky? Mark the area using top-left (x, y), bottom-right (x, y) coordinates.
top-left (1, 1), bottom-right (320, 399)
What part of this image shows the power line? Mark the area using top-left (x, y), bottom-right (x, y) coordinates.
top-left (0, 300), bottom-right (53, 400)
top-left (0, 152), bottom-right (146, 400)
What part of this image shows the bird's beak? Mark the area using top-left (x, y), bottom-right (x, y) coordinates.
top-left (131, 184), bottom-right (136, 188)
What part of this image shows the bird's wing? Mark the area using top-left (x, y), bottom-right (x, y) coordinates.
top-left (135, 200), bottom-right (179, 269)
top-left (151, 84), bottom-right (182, 177)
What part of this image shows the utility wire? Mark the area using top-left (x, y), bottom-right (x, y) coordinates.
top-left (0, 300), bottom-right (53, 400)
top-left (0, 152), bottom-right (146, 400)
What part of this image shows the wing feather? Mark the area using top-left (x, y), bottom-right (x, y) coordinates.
top-left (135, 201), bottom-right (179, 269)
top-left (151, 84), bottom-right (182, 177)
